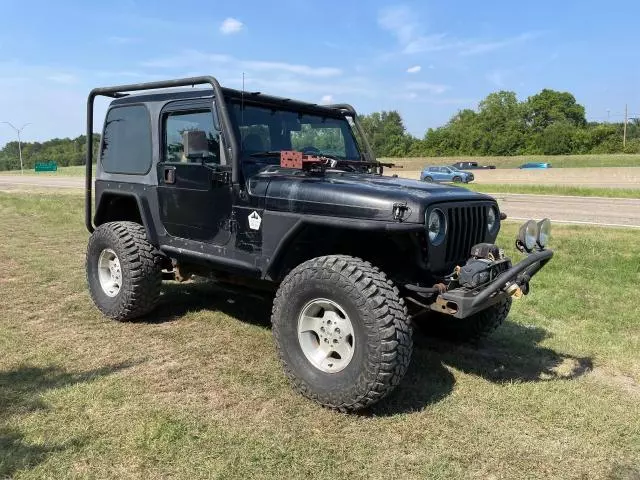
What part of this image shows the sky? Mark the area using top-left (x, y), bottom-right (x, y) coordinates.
top-left (0, 0), bottom-right (639, 147)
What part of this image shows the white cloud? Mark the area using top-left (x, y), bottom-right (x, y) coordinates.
top-left (243, 60), bottom-right (340, 77)
top-left (220, 17), bottom-right (244, 35)
top-left (142, 50), bottom-right (341, 77)
top-left (46, 73), bottom-right (79, 85)
top-left (321, 94), bottom-right (334, 104)
top-left (405, 82), bottom-right (449, 95)
top-left (406, 65), bottom-right (421, 74)
top-left (459, 32), bottom-right (537, 56)
top-left (378, 6), bottom-right (537, 56)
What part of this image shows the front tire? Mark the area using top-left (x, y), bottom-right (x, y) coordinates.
top-left (452, 176), bottom-right (462, 183)
top-left (421, 298), bottom-right (512, 342)
top-left (272, 255), bottom-right (412, 412)
top-left (86, 221), bottom-right (163, 321)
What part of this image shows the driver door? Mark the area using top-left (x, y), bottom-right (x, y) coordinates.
top-left (156, 101), bottom-right (232, 245)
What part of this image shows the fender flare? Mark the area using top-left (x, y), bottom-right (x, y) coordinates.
top-left (94, 190), bottom-right (159, 245)
top-left (263, 212), bottom-right (423, 281)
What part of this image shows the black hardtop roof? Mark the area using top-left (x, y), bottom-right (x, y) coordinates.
top-left (110, 87), bottom-right (352, 116)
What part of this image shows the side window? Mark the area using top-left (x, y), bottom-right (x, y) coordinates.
top-left (164, 110), bottom-right (220, 164)
top-left (101, 105), bottom-right (152, 174)
top-left (429, 167), bottom-right (438, 172)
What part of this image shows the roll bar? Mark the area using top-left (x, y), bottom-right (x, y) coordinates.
top-left (85, 76), bottom-right (238, 233)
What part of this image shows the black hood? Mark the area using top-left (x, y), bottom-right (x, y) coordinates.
top-left (247, 169), bottom-right (496, 223)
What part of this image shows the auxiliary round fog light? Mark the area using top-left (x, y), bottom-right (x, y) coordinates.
top-left (517, 220), bottom-right (538, 252)
top-left (537, 218), bottom-right (551, 248)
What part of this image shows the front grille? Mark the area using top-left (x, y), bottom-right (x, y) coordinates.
top-left (444, 205), bottom-right (487, 263)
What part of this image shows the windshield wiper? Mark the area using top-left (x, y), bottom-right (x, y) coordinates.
top-left (249, 150), bottom-right (282, 158)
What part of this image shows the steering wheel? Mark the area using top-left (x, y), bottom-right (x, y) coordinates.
top-left (301, 146), bottom-right (320, 155)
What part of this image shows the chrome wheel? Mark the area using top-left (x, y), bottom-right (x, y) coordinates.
top-left (297, 298), bottom-right (355, 373)
top-left (97, 248), bottom-right (122, 297)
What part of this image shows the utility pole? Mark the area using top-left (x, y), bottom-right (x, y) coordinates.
top-left (623, 104), bottom-right (628, 149)
top-left (1, 121), bottom-right (31, 174)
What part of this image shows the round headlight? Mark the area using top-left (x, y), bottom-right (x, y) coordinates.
top-left (427, 209), bottom-right (446, 245)
top-left (487, 206), bottom-right (498, 233)
top-left (517, 220), bottom-right (539, 252)
top-left (537, 218), bottom-right (551, 248)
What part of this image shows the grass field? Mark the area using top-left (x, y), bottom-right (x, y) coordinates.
top-left (461, 183), bottom-right (640, 198)
top-left (1, 193), bottom-right (639, 479)
top-left (382, 153), bottom-right (640, 170)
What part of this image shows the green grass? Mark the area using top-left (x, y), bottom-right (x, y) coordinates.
top-left (381, 153), bottom-right (640, 170)
top-left (0, 192), bottom-right (639, 479)
top-left (460, 183), bottom-right (640, 198)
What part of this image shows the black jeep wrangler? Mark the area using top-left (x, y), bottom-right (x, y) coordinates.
top-left (84, 76), bottom-right (553, 412)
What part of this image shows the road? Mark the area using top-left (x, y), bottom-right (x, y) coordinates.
top-left (392, 167), bottom-right (640, 188)
top-left (0, 175), bottom-right (84, 190)
top-left (1, 175), bottom-right (639, 227)
top-left (490, 193), bottom-right (640, 228)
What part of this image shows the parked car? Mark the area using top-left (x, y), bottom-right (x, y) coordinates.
top-left (451, 161), bottom-right (496, 170)
top-left (421, 166), bottom-right (474, 183)
top-left (519, 162), bottom-right (552, 169)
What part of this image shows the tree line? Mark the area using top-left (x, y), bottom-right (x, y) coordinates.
top-left (360, 89), bottom-right (640, 157)
top-left (0, 135), bottom-right (101, 171)
top-left (1, 88), bottom-right (638, 171)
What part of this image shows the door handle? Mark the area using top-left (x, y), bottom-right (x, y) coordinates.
top-left (164, 167), bottom-right (176, 184)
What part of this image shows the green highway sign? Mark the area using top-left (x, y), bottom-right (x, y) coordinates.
top-left (35, 161), bottom-right (57, 172)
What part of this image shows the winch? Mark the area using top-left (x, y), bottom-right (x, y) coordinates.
top-left (456, 243), bottom-right (511, 289)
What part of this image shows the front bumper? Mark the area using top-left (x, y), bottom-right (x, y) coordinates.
top-left (431, 249), bottom-right (553, 319)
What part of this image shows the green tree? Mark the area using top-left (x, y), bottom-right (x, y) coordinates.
top-left (359, 111), bottom-right (412, 157)
top-left (525, 89), bottom-right (586, 131)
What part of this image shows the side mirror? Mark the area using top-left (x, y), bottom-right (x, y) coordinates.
top-left (183, 130), bottom-right (209, 157)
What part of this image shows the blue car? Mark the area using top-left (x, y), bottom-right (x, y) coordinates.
top-left (420, 166), bottom-right (474, 183)
top-left (519, 162), bottom-right (552, 169)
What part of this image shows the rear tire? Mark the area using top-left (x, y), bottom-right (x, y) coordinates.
top-left (421, 298), bottom-right (511, 342)
top-left (86, 221), bottom-right (163, 321)
top-left (423, 176), bottom-right (434, 182)
top-left (272, 255), bottom-right (412, 412)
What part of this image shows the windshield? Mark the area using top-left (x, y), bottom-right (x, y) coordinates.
top-left (229, 102), bottom-right (363, 162)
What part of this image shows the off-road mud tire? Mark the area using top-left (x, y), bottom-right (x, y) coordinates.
top-left (86, 221), bottom-right (163, 321)
top-left (272, 255), bottom-right (413, 412)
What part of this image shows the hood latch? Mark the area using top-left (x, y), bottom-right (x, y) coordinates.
top-left (392, 202), bottom-right (409, 222)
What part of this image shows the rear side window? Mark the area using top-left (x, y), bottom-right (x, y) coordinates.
top-left (101, 105), bottom-right (152, 174)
